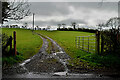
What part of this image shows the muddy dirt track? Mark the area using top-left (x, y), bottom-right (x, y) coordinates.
top-left (2, 32), bottom-right (119, 79)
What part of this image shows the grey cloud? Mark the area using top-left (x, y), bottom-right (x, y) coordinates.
top-left (56, 18), bottom-right (87, 25)
top-left (30, 18), bottom-right (87, 26)
top-left (68, 2), bottom-right (118, 12)
top-left (29, 2), bottom-right (118, 16)
top-left (6, 2), bottom-right (118, 27)
top-left (29, 2), bottom-right (71, 16)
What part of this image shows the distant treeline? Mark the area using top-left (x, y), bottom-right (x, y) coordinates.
top-left (57, 28), bottom-right (97, 33)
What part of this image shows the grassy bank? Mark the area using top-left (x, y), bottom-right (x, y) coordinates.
top-left (2, 28), bottom-right (42, 67)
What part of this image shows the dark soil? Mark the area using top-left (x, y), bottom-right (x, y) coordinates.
top-left (25, 58), bottom-right (65, 73)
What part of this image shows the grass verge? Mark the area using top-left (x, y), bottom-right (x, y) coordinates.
top-left (2, 28), bottom-right (43, 67)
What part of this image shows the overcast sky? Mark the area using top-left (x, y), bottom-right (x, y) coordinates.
top-left (5, 2), bottom-right (118, 28)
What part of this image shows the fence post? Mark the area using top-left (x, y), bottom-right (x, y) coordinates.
top-left (13, 31), bottom-right (17, 56)
top-left (88, 37), bottom-right (89, 52)
top-left (10, 36), bottom-right (12, 53)
top-left (76, 37), bottom-right (77, 48)
top-left (82, 37), bottom-right (84, 50)
top-left (78, 37), bottom-right (80, 48)
top-left (101, 34), bottom-right (104, 54)
top-left (96, 31), bottom-right (100, 54)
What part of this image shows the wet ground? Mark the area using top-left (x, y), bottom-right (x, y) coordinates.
top-left (2, 32), bottom-right (120, 79)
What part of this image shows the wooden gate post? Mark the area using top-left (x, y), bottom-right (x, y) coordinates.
top-left (13, 31), bottom-right (17, 56)
top-left (78, 37), bottom-right (80, 48)
top-left (82, 37), bottom-right (84, 50)
top-left (96, 31), bottom-right (100, 54)
top-left (88, 37), bottom-right (89, 53)
top-left (9, 36), bottom-right (12, 53)
top-left (101, 34), bottom-right (104, 54)
top-left (75, 37), bottom-right (77, 48)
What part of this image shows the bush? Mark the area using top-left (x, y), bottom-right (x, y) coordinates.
top-left (2, 33), bottom-right (10, 57)
top-left (101, 29), bottom-right (120, 54)
top-left (2, 33), bottom-right (9, 48)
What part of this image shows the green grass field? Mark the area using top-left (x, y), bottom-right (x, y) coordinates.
top-left (2, 28), bottom-right (120, 69)
top-left (2, 28), bottom-right (42, 59)
top-left (35, 30), bottom-right (120, 68)
top-left (35, 30), bottom-right (94, 58)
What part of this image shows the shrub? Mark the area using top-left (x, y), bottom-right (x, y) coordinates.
top-left (101, 29), bottom-right (120, 54)
top-left (2, 33), bottom-right (10, 57)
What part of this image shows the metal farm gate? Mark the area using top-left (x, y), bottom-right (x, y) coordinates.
top-left (75, 31), bottom-right (119, 54)
top-left (75, 35), bottom-right (96, 53)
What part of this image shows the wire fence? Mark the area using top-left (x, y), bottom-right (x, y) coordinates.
top-left (75, 35), bottom-right (96, 53)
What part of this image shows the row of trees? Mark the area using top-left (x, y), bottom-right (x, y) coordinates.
top-left (57, 27), bottom-right (97, 33)
top-left (57, 22), bottom-right (77, 30)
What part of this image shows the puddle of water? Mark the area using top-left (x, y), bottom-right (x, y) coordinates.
top-left (53, 53), bottom-right (57, 55)
top-left (19, 59), bottom-right (31, 66)
top-left (53, 72), bottom-right (95, 76)
top-left (56, 51), bottom-right (64, 54)
top-left (53, 71), bottom-right (67, 76)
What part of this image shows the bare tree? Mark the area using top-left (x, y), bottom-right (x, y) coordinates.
top-left (57, 24), bottom-right (61, 29)
top-left (2, 0), bottom-right (31, 24)
top-left (24, 22), bottom-right (28, 29)
top-left (98, 23), bottom-right (104, 31)
top-left (106, 17), bottom-right (120, 30)
top-left (71, 22), bottom-right (76, 30)
top-left (62, 23), bottom-right (66, 29)
top-left (36, 26), bottom-right (39, 30)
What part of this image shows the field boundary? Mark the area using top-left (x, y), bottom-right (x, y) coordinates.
top-left (76, 35), bottom-right (96, 53)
